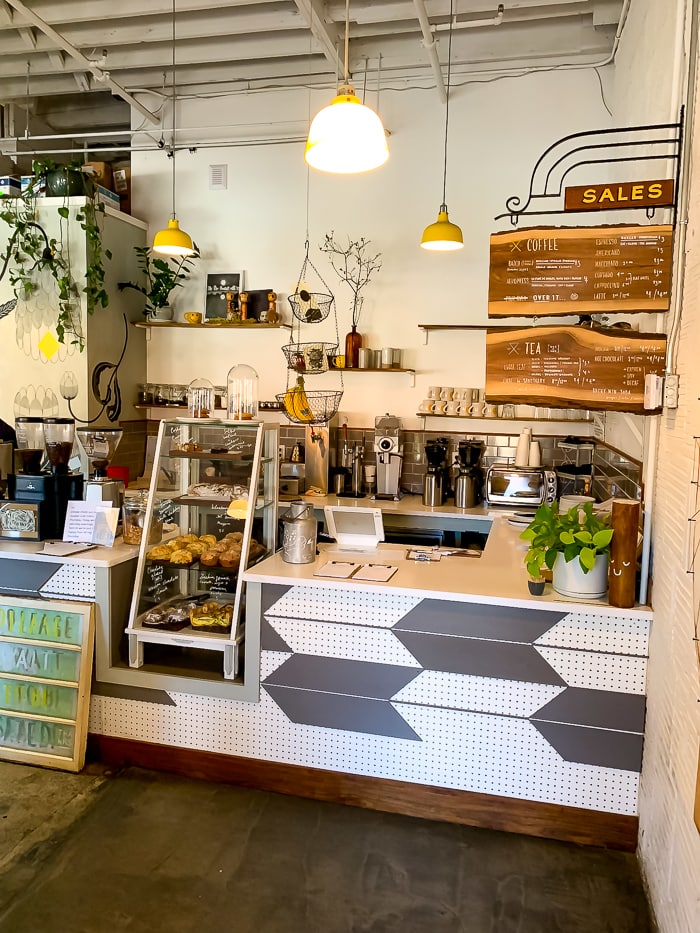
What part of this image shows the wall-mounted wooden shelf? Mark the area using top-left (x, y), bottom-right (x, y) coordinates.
top-left (415, 412), bottom-right (593, 426)
top-left (134, 321), bottom-right (289, 330)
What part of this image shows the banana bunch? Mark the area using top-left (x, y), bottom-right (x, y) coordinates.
top-left (284, 376), bottom-right (315, 423)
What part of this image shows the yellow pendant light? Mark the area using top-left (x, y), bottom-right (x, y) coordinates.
top-left (305, 0), bottom-right (389, 174)
top-left (421, 0), bottom-right (463, 251)
top-left (153, 0), bottom-right (195, 257)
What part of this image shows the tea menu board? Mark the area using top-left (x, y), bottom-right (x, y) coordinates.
top-left (488, 224), bottom-right (673, 317)
top-left (0, 597), bottom-right (94, 772)
top-left (485, 325), bottom-right (667, 412)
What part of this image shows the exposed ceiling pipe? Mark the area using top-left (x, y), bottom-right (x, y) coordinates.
top-left (433, 4), bottom-right (505, 32)
top-left (413, 0), bottom-right (446, 103)
top-left (3, 0), bottom-right (159, 126)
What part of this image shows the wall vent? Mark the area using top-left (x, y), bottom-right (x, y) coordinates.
top-left (209, 164), bottom-right (227, 190)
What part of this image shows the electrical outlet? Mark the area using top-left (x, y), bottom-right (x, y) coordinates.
top-left (664, 373), bottom-right (679, 409)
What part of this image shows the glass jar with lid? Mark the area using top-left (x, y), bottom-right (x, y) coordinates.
top-left (187, 378), bottom-right (214, 418)
top-left (122, 490), bottom-right (163, 545)
top-left (227, 364), bottom-right (259, 420)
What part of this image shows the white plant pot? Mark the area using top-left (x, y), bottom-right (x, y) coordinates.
top-left (150, 305), bottom-right (173, 321)
top-left (552, 552), bottom-right (608, 599)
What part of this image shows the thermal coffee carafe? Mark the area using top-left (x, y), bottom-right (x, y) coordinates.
top-left (454, 440), bottom-right (485, 509)
top-left (422, 438), bottom-right (450, 506)
top-left (373, 414), bottom-right (403, 500)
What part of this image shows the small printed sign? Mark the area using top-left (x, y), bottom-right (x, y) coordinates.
top-left (63, 501), bottom-right (119, 546)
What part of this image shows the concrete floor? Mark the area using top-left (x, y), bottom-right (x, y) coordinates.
top-left (0, 760), bottom-right (652, 933)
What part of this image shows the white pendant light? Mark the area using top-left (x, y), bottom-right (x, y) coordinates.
top-left (153, 0), bottom-right (195, 256)
top-left (421, 0), bottom-right (463, 251)
top-left (305, 0), bottom-right (389, 174)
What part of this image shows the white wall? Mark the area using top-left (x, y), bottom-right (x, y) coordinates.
top-left (613, 2), bottom-right (700, 932)
top-left (131, 68), bottom-right (611, 426)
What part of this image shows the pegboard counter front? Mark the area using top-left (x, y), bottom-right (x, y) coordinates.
top-left (237, 516), bottom-right (651, 848)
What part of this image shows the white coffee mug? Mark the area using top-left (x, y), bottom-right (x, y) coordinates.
top-left (482, 403), bottom-right (499, 418)
top-left (418, 399), bottom-right (435, 413)
top-left (433, 400), bottom-right (448, 414)
top-left (440, 386), bottom-right (454, 401)
top-left (445, 400), bottom-right (460, 415)
top-left (458, 401), bottom-right (470, 416)
top-left (428, 385), bottom-right (441, 400)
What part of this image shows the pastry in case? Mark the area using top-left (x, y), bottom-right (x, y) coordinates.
top-left (190, 600), bottom-right (234, 632)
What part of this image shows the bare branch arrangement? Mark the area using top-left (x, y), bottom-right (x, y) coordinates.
top-left (320, 233), bottom-right (382, 327)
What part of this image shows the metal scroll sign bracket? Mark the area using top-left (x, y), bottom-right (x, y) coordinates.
top-left (494, 108), bottom-right (684, 227)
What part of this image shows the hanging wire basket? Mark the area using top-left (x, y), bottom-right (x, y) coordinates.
top-left (288, 290), bottom-right (334, 324)
top-left (282, 341), bottom-right (339, 374)
top-left (288, 244), bottom-right (336, 324)
top-left (276, 388), bottom-right (344, 425)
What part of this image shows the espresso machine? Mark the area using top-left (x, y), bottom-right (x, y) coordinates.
top-left (454, 440), bottom-right (485, 509)
top-left (373, 414), bottom-right (403, 500)
top-left (6, 416), bottom-right (83, 539)
top-left (422, 438), bottom-right (450, 506)
top-left (76, 427), bottom-right (124, 507)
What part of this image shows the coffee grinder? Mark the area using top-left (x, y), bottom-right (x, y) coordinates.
top-left (454, 440), bottom-right (485, 509)
top-left (7, 416), bottom-right (83, 539)
top-left (373, 414), bottom-right (403, 500)
top-left (76, 427), bottom-right (125, 507)
top-left (422, 438), bottom-right (449, 506)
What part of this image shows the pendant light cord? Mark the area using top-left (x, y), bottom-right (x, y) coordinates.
top-left (170, 0), bottom-right (176, 220)
top-left (343, 0), bottom-right (350, 85)
top-left (441, 0), bottom-right (455, 209)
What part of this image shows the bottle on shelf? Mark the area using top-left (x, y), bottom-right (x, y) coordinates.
top-left (344, 325), bottom-right (362, 369)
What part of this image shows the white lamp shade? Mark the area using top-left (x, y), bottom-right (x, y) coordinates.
top-left (153, 218), bottom-right (195, 256)
top-left (305, 93), bottom-right (389, 174)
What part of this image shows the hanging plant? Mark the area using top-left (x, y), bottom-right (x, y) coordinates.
top-left (0, 159), bottom-right (113, 348)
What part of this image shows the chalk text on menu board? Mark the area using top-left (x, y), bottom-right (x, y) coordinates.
top-left (488, 224), bottom-right (673, 317)
top-left (485, 325), bottom-right (667, 412)
top-left (144, 563), bottom-right (180, 603)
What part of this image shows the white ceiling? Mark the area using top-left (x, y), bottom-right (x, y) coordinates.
top-left (0, 0), bottom-right (625, 151)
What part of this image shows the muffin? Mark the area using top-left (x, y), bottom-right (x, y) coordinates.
top-left (219, 551), bottom-right (241, 570)
top-left (169, 548), bottom-right (194, 565)
top-left (199, 550), bottom-right (219, 567)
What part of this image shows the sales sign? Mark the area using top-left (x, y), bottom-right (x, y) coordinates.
top-left (564, 180), bottom-right (675, 212)
top-left (488, 224), bottom-right (673, 317)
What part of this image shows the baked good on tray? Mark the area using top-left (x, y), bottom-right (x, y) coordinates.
top-left (187, 482), bottom-right (249, 501)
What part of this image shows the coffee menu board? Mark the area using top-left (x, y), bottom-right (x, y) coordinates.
top-left (488, 224), bottom-right (673, 317)
top-left (0, 597), bottom-right (94, 771)
top-left (485, 325), bottom-right (667, 412)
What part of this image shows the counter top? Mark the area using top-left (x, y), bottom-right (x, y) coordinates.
top-left (245, 514), bottom-right (652, 618)
top-left (0, 539), bottom-right (139, 568)
top-left (282, 493), bottom-right (493, 522)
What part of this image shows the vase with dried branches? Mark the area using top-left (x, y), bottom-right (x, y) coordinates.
top-left (320, 232), bottom-right (382, 368)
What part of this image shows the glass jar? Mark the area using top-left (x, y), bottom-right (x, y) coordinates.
top-left (214, 385), bottom-right (226, 411)
top-left (187, 378), bottom-right (214, 418)
top-left (122, 490), bottom-right (163, 546)
top-left (137, 383), bottom-right (153, 405)
top-left (153, 383), bottom-right (169, 406)
top-left (227, 364), bottom-right (259, 420)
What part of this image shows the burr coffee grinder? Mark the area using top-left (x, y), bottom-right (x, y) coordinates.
top-left (373, 414), bottom-right (403, 500)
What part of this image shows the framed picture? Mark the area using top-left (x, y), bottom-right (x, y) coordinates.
top-left (204, 272), bottom-right (245, 321)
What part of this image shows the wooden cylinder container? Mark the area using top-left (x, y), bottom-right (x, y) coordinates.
top-left (608, 499), bottom-right (641, 608)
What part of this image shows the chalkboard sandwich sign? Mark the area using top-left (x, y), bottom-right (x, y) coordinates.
top-left (488, 224), bottom-right (673, 317)
top-left (0, 597), bottom-right (94, 772)
top-left (485, 324), bottom-right (667, 413)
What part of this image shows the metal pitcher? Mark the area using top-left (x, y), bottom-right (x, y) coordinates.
top-left (281, 501), bottom-right (317, 564)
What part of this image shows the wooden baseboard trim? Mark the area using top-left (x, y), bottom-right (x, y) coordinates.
top-left (87, 733), bottom-right (638, 851)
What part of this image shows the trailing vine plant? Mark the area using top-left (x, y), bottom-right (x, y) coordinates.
top-left (0, 160), bottom-right (112, 349)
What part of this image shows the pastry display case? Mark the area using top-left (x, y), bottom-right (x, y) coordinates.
top-left (126, 418), bottom-right (279, 682)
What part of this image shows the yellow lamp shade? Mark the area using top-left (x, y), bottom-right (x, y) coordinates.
top-left (153, 218), bottom-right (195, 256)
top-left (421, 208), bottom-right (464, 251)
top-left (305, 92), bottom-right (389, 174)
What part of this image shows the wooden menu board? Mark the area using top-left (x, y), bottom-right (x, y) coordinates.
top-left (0, 597), bottom-right (94, 772)
top-left (488, 224), bottom-right (673, 317)
top-left (485, 325), bottom-right (667, 412)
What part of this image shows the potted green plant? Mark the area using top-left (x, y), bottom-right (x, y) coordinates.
top-left (520, 501), bottom-right (614, 599)
top-left (118, 245), bottom-right (199, 319)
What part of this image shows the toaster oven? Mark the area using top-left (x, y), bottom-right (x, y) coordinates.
top-left (486, 465), bottom-right (556, 508)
